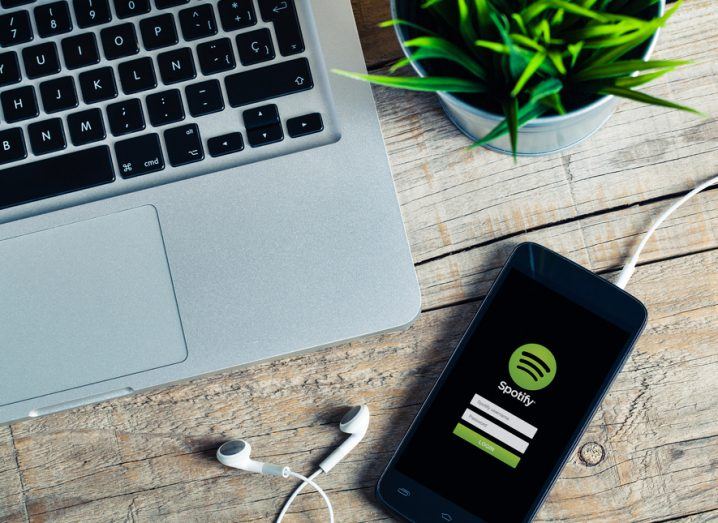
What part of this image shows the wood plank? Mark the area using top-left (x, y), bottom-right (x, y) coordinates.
top-left (350, 0), bottom-right (399, 70)
top-left (7, 248), bottom-right (718, 522)
top-left (372, 0), bottom-right (718, 262)
top-left (0, 426), bottom-right (26, 523)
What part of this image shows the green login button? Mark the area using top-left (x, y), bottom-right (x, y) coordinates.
top-left (453, 423), bottom-right (521, 468)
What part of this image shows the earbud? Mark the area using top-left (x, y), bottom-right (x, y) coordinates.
top-left (318, 405), bottom-right (370, 473)
top-left (216, 439), bottom-right (286, 476)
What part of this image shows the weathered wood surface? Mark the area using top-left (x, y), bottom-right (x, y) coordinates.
top-left (1, 0), bottom-right (717, 521)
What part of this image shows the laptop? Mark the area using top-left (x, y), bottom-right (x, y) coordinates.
top-left (0, 0), bottom-right (420, 424)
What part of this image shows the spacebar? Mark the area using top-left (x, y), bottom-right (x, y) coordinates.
top-left (0, 146), bottom-right (115, 210)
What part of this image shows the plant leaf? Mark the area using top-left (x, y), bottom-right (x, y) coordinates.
top-left (475, 39), bottom-right (510, 54)
top-left (378, 19), bottom-right (439, 38)
top-left (614, 67), bottom-right (673, 87)
top-left (599, 86), bottom-right (701, 114)
top-left (472, 102), bottom-right (548, 147)
top-left (403, 36), bottom-right (487, 79)
top-left (575, 59), bottom-right (690, 80)
top-left (511, 52), bottom-right (546, 97)
top-left (332, 69), bottom-right (487, 93)
top-left (505, 98), bottom-right (519, 159)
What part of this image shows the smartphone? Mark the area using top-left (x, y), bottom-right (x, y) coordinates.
top-left (376, 242), bottom-right (648, 523)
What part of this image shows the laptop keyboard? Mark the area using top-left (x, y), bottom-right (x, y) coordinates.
top-left (0, 0), bottom-right (335, 212)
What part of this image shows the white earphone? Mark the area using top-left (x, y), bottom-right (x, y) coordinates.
top-left (216, 405), bottom-right (370, 523)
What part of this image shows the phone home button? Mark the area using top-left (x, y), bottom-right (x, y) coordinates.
top-left (397, 487), bottom-right (411, 497)
top-left (440, 513), bottom-right (453, 522)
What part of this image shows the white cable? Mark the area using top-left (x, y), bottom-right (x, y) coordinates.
top-left (615, 174), bottom-right (718, 290)
top-left (277, 468), bottom-right (333, 523)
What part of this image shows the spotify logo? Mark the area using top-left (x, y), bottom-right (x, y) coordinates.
top-left (508, 343), bottom-right (556, 391)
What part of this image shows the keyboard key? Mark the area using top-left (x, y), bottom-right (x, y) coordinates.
top-left (208, 132), bottom-right (243, 157)
top-left (40, 75), bottom-right (78, 113)
top-left (107, 98), bottom-right (145, 136)
top-left (258, 0), bottom-right (303, 55)
top-left (0, 11), bottom-right (34, 48)
top-left (146, 88), bottom-right (184, 126)
top-left (34, 2), bottom-right (72, 38)
top-left (67, 107), bottom-right (105, 145)
top-left (61, 33), bottom-right (100, 69)
top-left (225, 57), bottom-right (312, 107)
top-left (114, 0), bottom-right (150, 19)
top-left (164, 123), bottom-right (203, 166)
top-left (247, 123), bottom-right (283, 147)
top-left (22, 42), bottom-right (60, 79)
top-left (185, 79), bottom-right (223, 117)
top-left (0, 51), bottom-right (21, 87)
top-left (73, 0), bottom-right (112, 28)
top-left (1, 0), bottom-right (36, 7)
top-left (1, 85), bottom-right (38, 123)
top-left (115, 133), bottom-right (164, 178)
top-left (197, 37), bottom-right (235, 76)
top-left (178, 4), bottom-right (217, 41)
top-left (236, 28), bottom-right (274, 66)
top-left (287, 112), bottom-right (323, 137)
top-left (0, 127), bottom-right (27, 165)
top-left (101, 23), bottom-right (138, 60)
top-left (0, 145), bottom-right (114, 210)
top-left (140, 13), bottom-right (178, 50)
top-left (157, 47), bottom-right (195, 84)
top-left (243, 104), bottom-right (278, 129)
top-left (118, 57), bottom-right (156, 94)
top-left (217, 0), bottom-right (255, 32)
top-left (28, 117), bottom-right (66, 155)
top-left (155, 0), bottom-right (188, 7)
top-left (79, 66), bottom-right (117, 103)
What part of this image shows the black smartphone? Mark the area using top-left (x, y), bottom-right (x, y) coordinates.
top-left (376, 242), bottom-right (648, 523)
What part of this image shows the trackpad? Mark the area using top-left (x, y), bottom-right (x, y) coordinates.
top-left (0, 206), bottom-right (187, 406)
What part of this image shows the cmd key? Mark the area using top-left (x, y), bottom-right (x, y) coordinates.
top-left (225, 57), bottom-right (312, 108)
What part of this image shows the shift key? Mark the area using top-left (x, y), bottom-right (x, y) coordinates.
top-left (115, 134), bottom-right (165, 178)
top-left (225, 58), bottom-right (313, 107)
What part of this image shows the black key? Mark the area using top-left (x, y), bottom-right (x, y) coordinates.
top-left (258, 0), bottom-right (303, 56)
top-left (67, 107), bottom-right (105, 145)
top-left (0, 127), bottom-right (27, 165)
top-left (235, 28), bottom-right (274, 66)
top-left (197, 37), bottom-right (235, 76)
top-left (139, 13), bottom-right (177, 50)
top-left (225, 57), bottom-right (312, 107)
top-left (0, 51), bottom-right (21, 87)
top-left (34, 1), bottom-right (72, 37)
top-left (22, 42), bottom-right (60, 79)
top-left (0, 11), bottom-right (33, 48)
top-left (155, 0), bottom-right (187, 8)
top-left (247, 123), bottom-right (283, 147)
top-left (106, 98), bottom-right (145, 136)
top-left (146, 88), bottom-right (184, 126)
top-left (287, 112), bottom-right (323, 138)
top-left (61, 33), bottom-right (100, 70)
top-left (28, 117), bottom-right (66, 155)
top-left (101, 23), bottom-right (138, 60)
top-left (208, 132), bottom-right (243, 157)
top-left (217, 0), bottom-right (255, 32)
top-left (0, 146), bottom-right (114, 210)
top-left (73, 0), bottom-right (112, 28)
top-left (178, 4), bottom-right (217, 41)
top-left (79, 66), bottom-right (117, 103)
top-left (243, 104), bottom-right (278, 129)
top-left (118, 57), bottom-right (156, 94)
top-left (164, 123), bottom-right (203, 166)
top-left (157, 47), bottom-right (195, 84)
top-left (185, 79), bottom-right (223, 117)
top-left (40, 75), bottom-right (78, 113)
top-left (115, 133), bottom-right (164, 178)
top-left (1, 85), bottom-right (38, 123)
top-left (1, 0), bottom-right (36, 7)
top-left (113, 0), bottom-right (150, 19)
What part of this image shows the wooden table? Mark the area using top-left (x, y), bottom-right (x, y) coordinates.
top-left (2, 0), bottom-right (717, 521)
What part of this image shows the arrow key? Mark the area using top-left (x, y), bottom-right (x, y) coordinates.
top-left (243, 104), bottom-right (279, 129)
top-left (208, 132), bottom-right (244, 157)
top-left (247, 123), bottom-right (283, 148)
top-left (287, 112), bottom-right (323, 138)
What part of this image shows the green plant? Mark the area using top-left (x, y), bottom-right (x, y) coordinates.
top-left (334, 0), bottom-right (699, 157)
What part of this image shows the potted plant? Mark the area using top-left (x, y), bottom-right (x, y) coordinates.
top-left (335, 0), bottom-right (698, 157)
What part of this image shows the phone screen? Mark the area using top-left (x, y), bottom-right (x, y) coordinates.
top-left (390, 266), bottom-right (635, 521)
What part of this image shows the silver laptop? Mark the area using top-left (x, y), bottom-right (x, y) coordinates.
top-left (0, 0), bottom-right (419, 424)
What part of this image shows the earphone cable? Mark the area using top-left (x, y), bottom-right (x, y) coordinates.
top-left (277, 468), bottom-right (333, 523)
top-left (616, 173), bottom-right (718, 290)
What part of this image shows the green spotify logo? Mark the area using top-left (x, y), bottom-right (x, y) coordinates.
top-left (508, 343), bottom-right (557, 391)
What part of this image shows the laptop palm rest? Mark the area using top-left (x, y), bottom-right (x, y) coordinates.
top-left (0, 205), bottom-right (188, 407)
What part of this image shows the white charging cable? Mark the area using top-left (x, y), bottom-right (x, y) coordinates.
top-left (278, 468), bottom-right (333, 523)
top-left (615, 174), bottom-right (718, 289)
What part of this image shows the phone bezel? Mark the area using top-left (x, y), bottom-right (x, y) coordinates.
top-left (376, 242), bottom-right (648, 522)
